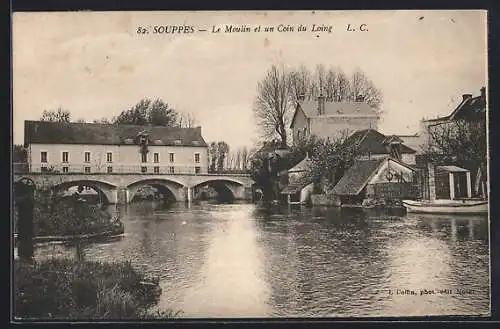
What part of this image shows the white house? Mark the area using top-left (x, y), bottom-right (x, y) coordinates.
top-left (24, 120), bottom-right (209, 174)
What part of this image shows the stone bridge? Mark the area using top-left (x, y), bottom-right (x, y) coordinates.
top-left (13, 172), bottom-right (255, 204)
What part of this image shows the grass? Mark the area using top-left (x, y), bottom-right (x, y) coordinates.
top-left (14, 258), bottom-right (181, 320)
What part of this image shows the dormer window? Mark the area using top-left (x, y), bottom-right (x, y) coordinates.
top-left (124, 138), bottom-right (134, 144)
top-left (174, 140), bottom-right (182, 145)
top-left (154, 139), bottom-right (163, 145)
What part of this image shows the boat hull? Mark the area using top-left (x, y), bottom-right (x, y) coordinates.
top-left (402, 200), bottom-right (488, 215)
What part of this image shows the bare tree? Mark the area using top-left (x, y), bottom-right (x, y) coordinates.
top-left (349, 68), bottom-right (383, 112)
top-left (178, 111), bottom-right (198, 128)
top-left (310, 64), bottom-right (327, 98)
top-left (241, 147), bottom-right (249, 171)
top-left (253, 64), bottom-right (292, 148)
top-left (235, 149), bottom-right (242, 170)
top-left (424, 119), bottom-right (487, 197)
top-left (289, 64), bottom-right (311, 102)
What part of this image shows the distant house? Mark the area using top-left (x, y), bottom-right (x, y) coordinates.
top-left (423, 87), bottom-right (487, 127)
top-left (290, 95), bottom-right (380, 144)
top-left (331, 157), bottom-right (419, 205)
top-left (23, 120), bottom-right (208, 174)
top-left (343, 129), bottom-right (417, 165)
top-left (280, 155), bottom-right (314, 204)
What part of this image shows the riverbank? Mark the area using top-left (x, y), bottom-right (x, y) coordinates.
top-left (13, 258), bottom-right (181, 320)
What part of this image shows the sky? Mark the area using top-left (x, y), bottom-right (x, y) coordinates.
top-left (12, 10), bottom-right (487, 150)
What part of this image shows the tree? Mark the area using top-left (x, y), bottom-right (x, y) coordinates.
top-left (114, 98), bottom-right (178, 126)
top-left (208, 142), bottom-right (218, 173)
top-left (349, 68), bottom-right (383, 112)
top-left (423, 119), bottom-right (487, 197)
top-left (253, 64), bottom-right (292, 148)
top-left (13, 144), bottom-right (27, 163)
top-left (178, 111), bottom-right (197, 128)
top-left (241, 147), bottom-right (249, 171)
top-left (40, 108), bottom-right (71, 122)
top-left (306, 132), bottom-right (359, 193)
top-left (254, 64), bottom-right (383, 149)
top-left (216, 141), bottom-right (229, 171)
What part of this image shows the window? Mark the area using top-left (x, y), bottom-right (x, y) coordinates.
top-left (62, 152), bottom-right (69, 163)
top-left (169, 166), bottom-right (175, 174)
top-left (169, 153), bottom-right (174, 162)
top-left (154, 166), bottom-right (160, 174)
top-left (84, 166), bottom-right (91, 174)
top-left (41, 152), bottom-right (47, 163)
top-left (107, 166), bottom-right (113, 173)
top-left (195, 166), bottom-right (201, 174)
top-left (154, 153), bottom-right (159, 163)
top-left (84, 152), bottom-right (91, 163)
top-left (194, 153), bottom-right (200, 163)
top-left (141, 153), bottom-right (148, 163)
top-left (62, 166), bottom-right (69, 173)
top-left (41, 166), bottom-right (48, 172)
top-left (141, 166), bottom-right (147, 173)
top-left (107, 152), bottom-right (113, 163)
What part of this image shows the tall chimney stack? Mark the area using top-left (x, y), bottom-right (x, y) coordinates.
top-left (480, 87), bottom-right (486, 99)
top-left (317, 94), bottom-right (325, 115)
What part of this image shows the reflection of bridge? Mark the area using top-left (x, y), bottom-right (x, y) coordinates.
top-left (13, 172), bottom-right (255, 204)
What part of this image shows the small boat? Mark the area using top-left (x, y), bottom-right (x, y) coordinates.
top-left (402, 199), bottom-right (488, 215)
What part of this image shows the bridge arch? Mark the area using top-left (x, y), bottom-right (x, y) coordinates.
top-left (50, 179), bottom-right (118, 205)
top-left (127, 178), bottom-right (185, 203)
top-left (192, 178), bottom-right (246, 203)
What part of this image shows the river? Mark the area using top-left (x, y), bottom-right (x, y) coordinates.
top-left (32, 201), bottom-right (490, 318)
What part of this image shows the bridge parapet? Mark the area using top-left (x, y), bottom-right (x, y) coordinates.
top-left (13, 172), bottom-right (255, 204)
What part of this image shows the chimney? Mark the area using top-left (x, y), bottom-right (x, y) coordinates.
top-left (462, 94), bottom-right (473, 102)
top-left (297, 94), bottom-right (305, 102)
top-left (480, 87), bottom-right (486, 99)
top-left (355, 94), bottom-right (365, 102)
top-left (317, 94), bottom-right (325, 115)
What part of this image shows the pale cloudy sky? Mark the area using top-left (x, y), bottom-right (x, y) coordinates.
top-left (12, 10), bottom-right (487, 149)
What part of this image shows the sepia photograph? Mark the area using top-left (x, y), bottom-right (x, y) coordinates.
top-left (11, 10), bottom-right (489, 320)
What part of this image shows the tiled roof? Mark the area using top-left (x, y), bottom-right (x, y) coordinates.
top-left (331, 159), bottom-right (385, 196)
top-left (344, 129), bottom-right (416, 154)
top-left (298, 100), bottom-right (379, 118)
top-left (288, 156), bottom-right (311, 173)
top-left (24, 120), bottom-right (207, 147)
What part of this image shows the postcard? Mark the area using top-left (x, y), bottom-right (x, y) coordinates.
top-left (12, 10), bottom-right (489, 320)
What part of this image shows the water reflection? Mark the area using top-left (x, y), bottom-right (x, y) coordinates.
top-left (31, 202), bottom-right (490, 318)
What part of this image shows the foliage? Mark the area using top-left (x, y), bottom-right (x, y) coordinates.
top-left (40, 108), bottom-right (71, 122)
top-left (307, 132), bottom-right (359, 193)
top-left (254, 63), bottom-right (383, 147)
top-left (207, 141), bottom-right (231, 172)
top-left (32, 192), bottom-right (121, 237)
top-left (114, 98), bottom-right (179, 127)
top-left (14, 258), bottom-right (180, 320)
top-left (13, 144), bottom-right (28, 163)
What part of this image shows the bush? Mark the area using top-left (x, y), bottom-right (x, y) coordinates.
top-left (14, 258), bottom-right (177, 320)
top-left (32, 195), bottom-right (121, 237)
